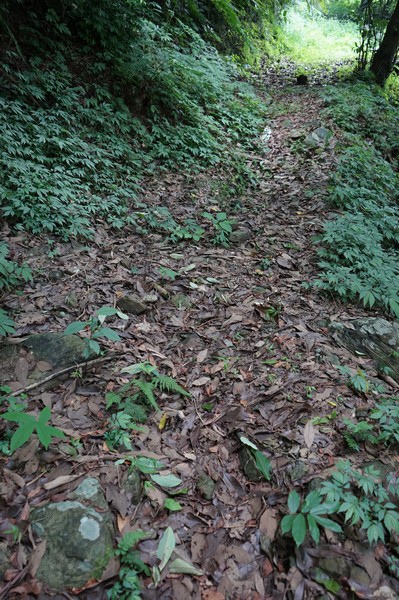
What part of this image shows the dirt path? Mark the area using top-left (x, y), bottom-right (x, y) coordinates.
top-left (1, 83), bottom-right (397, 599)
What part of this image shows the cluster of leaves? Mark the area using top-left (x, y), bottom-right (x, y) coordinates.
top-left (343, 397), bottom-right (399, 450)
top-left (309, 94), bottom-right (399, 316)
top-left (105, 362), bottom-right (190, 451)
top-left (322, 83), bottom-right (399, 156)
top-left (0, 2), bottom-right (268, 239)
top-left (64, 306), bottom-right (128, 358)
top-left (282, 460), bottom-right (399, 547)
top-left (109, 523), bottom-right (201, 599)
top-left (202, 211), bottom-right (234, 247)
top-left (137, 206), bottom-right (204, 243)
top-left (108, 530), bottom-right (150, 600)
top-left (0, 387), bottom-right (65, 454)
top-left (0, 242), bottom-right (32, 336)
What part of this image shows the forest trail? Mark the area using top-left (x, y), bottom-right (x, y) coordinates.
top-left (2, 75), bottom-right (398, 599)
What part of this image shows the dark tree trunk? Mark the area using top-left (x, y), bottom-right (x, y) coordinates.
top-left (370, 0), bottom-right (399, 85)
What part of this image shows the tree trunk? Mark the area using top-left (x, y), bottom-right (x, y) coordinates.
top-left (370, 0), bottom-right (399, 85)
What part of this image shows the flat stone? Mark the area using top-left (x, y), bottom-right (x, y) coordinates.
top-left (319, 556), bottom-right (351, 579)
top-left (23, 333), bottom-right (90, 368)
top-left (31, 499), bottom-right (113, 590)
top-left (117, 294), bottom-right (146, 315)
top-left (230, 229), bottom-right (252, 244)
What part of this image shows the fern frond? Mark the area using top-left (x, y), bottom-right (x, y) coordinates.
top-left (155, 374), bottom-right (190, 397)
top-left (134, 380), bottom-right (159, 410)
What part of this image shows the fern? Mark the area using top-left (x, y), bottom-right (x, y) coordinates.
top-left (155, 375), bottom-right (190, 397)
top-left (133, 380), bottom-right (159, 411)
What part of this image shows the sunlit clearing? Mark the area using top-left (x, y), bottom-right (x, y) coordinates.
top-left (282, 2), bottom-right (359, 67)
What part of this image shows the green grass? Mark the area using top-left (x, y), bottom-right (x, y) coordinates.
top-left (282, 2), bottom-right (359, 67)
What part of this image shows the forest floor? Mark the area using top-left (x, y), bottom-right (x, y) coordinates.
top-left (1, 65), bottom-right (399, 599)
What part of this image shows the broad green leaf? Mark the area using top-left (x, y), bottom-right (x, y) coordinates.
top-left (312, 515), bottom-right (342, 533)
top-left (121, 362), bottom-right (157, 376)
top-left (156, 527), bottom-right (175, 571)
top-left (310, 501), bottom-right (340, 516)
top-left (281, 514), bottom-right (295, 535)
top-left (93, 327), bottom-right (120, 341)
top-left (384, 511), bottom-right (399, 533)
top-left (302, 490), bottom-right (323, 512)
top-left (10, 422), bottom-right (36, 451)
top-left (307, 514), bottom-right (320, 544)
top-left (64, 321), bottom-right (88, 335)
top-left (96, 306), bottom-right (119, 317)
top-left (36, 423), bottom-right (65, 448)
top-left (164, 498), bottom-right (182, 511)
top-left (150, 474), bottom-right (182, 488)
top-left (292, 514), bottom-right (307, 547)
top-left (2, 411), bottom-right (35, 423)
top-left (37, 406), bottom-right (51, 425)
top-left (134, 456), bottom-right (164, 474)
top-left (87, 339), bottom-right (101, 355)
top-left (288, 490), bottom-right (301, 514)
top-left (254, 450), bottom-right (271, 480)
top-left (169, 558), bottom-right (203, 576)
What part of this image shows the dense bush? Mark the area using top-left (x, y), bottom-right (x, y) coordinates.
top-left (310, 84), bottom-right (399, 317)
top-left (0, 1), bottom-right (267, 238)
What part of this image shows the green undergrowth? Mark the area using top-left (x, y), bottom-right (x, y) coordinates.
top-left (281, 2), bottom-right (358, 68)
top-left (309, 83), bottom-right (399, 317)
top-left (0, 5), bottom-right (267, 239)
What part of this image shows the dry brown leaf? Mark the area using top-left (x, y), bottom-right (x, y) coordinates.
top-left (303, 420), bottom-right (315, 448)
top-left (43, 474), bottom-right (82, 491)
top-left (259, 508), bottom-right (278, 540)
top-left (28, 540), bottom-right (47, 577)
top-left (196, 349), bottom-right (208, 363)
top-left (192, 376), bottom-right (211, 386)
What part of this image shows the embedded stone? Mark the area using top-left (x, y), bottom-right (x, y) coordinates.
top-left (31, 500), bottom-right (113, 590)
top-left (117, 294), bottom-right (146, 315)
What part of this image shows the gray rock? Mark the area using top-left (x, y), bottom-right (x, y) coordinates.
top-left (31, 499), bottom-right (113, 590)
top-left (23, 333), bottom-right (91, 368)
top-left (319, 556), bottom-right (351, 579)
top-left (117, 294), bottom-right (146, 315)
top-left (72, 477), bottom-right (109, 511)
top-left (304, 127), bottom-right (333, 148)
top-left (230, 229), bottom-right (252, 244)
top-left (196, 473), bottom-right (216, 500)
top-left (330, 317), bottom-right (399, 381)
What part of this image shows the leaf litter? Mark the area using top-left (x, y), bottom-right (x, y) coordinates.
top-left (1, 78), bottom-right (399, 599)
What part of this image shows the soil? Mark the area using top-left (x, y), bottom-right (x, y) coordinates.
top-left (1, 66), bottom-right (398, 599)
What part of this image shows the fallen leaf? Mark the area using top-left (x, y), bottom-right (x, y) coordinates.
top-left (303, 420), bottom-right (315, 448)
